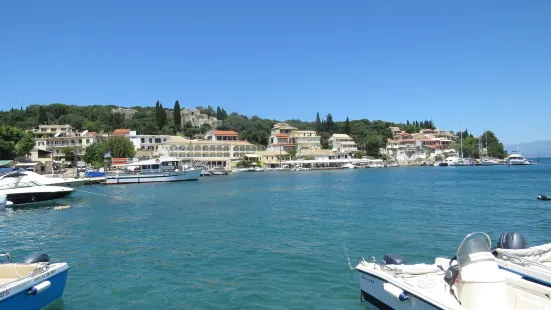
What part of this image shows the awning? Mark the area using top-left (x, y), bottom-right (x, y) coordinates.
top-left (15, 162), bottom-right (40, 167)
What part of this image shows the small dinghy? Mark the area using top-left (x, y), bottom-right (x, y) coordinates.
top-left (537, 195), bottom-right (550, 201)
top-left (0, 252), bottom-right (69, 309)
top-left (355, 232), bottom-right (551, 309)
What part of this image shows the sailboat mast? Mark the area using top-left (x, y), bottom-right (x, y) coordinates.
top-left (460, 123), bottom-right (463, 159)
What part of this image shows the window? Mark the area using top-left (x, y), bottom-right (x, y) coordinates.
top-left (155, 138), bottom-right (161, 143)
top-left (141, 138), bottom-right (145, 143)
top-left (149, 138), bottom-right (152, 143)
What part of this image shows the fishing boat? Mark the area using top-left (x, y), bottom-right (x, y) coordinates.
top-left (200, 170), bottom-right (212, 177)
top-left (0, 172), bottom-right (74, 206)
top-left (481, 159), bottom-right (498, 166)
top-left (0, 252), bottom-right (69, 309)
top-left (355, 232), bottom-right (551, 309)
top-left (105, 158), bottom-right (201, 185)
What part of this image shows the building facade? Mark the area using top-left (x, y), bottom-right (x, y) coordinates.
top-left (33, 125), bottom-right (99, 161)
top-left (289, 130), bottom-right (321, 150)
top-left (328, 134), bottom-right (358, 153)
top-left (160, 136), bottom-right (259, 168)
top-left (204, 130), bottom-right (240, 141)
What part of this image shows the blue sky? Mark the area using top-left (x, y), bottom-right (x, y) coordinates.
top-left (1, 0), bottom-right (550, 143)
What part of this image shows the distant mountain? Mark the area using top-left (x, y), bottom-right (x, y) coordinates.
top-left (505, 140), bottom-right (551, 158)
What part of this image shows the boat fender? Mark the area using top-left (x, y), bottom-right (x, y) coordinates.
top-left (22, 252), bottom-right (50, 264)
top-left (383, 283), bottom-right (409, 301)
top-left (383, 253), bottom-right (407, 265)
top-left (497, 232), bottom-right (526, 249)
top-left (29, 281), bottom-right (51, 295)
top-left (0, 193), bottom-right (6, 209)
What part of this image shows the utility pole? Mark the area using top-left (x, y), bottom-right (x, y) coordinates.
top-left (74, 144), bottom-right (77, 178)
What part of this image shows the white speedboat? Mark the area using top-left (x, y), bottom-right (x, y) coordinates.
top-left (0, 172), bottom-right (74, 206)
top-left (355, 232), bottom-right (551, 310)
top-left (253, 167), bottom-right (266, 172)
top-left (106, 158), bottom-right (201, 185)
top-left (342, 163), bottom-right (356, 169)
top-left (21, 171), bottom-right (84, 188)
top-left (508, 153), bottom-right (531, 165)
top-left (0, 252), bottom-right (69, 309)
top-left (481, 159), bottom-right (498, 166)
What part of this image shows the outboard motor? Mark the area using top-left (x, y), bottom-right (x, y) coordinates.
top-left (22, 252), bottom-right (50, 264)
top-left (455, 233), bottom-right (510, 310)
top-left (497, 232), bottom-right (526, 249)
top-left (383, 253), bottom-right (407, 265)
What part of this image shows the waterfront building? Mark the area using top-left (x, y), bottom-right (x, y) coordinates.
top-left (244, 151), bottom-right (291, 168)
top-left (129, 131), bottom-right (171, 153)
top-left (328, 134), bottom-right (358, 154)
top-left (204, 130), bottom-right (241, 141)
top-left (267, 123), bottom-right (298, 152)
top-left (33, 125), bottom-right (99, 162)
top-left (289, 130), bottom-right (321, 150)
top-left (161, 136), bottom-right (258, 168)
top-left (297, 149), bottom-right (335, 160)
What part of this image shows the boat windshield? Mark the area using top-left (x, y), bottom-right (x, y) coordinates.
top-left (0, 177), bottom-right (42, 189)
top-left (456, 232), bottom-right (493, 268)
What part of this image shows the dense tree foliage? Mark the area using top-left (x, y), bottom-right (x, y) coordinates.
top-left (61, 146), bottom-right (75, 162)
top-left (453, 129), bottom-right (506, 158)
top-left (0, 126), bottom-right (35, 159)
top-left (0, 103), bottom-right (508, 159)
top-left (83, 137), bottom-right (135, 167)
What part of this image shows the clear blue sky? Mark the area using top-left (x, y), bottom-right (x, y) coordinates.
top-left (1, 0), bottom-right (550, 143)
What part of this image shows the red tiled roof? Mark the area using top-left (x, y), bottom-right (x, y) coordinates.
top-left (113, 129), bottom-right (130, 133)
top-left (211, 130), bottom-right (239, 137)
top-left (275, 134), bottom-right (289, 138)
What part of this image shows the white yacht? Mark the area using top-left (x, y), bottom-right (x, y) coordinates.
top-left (508, 153), bottom-right (531, 165)
top-left (355, 232), bottom-right (551, 310)
top-left (21, 171), bottom-right (84, 188)
top-left (105, 158), bottom-right (201, 185)
top-left (342, 163), bottom-right (356, 169)
top-left (0, 172), bottom-right (74, 206)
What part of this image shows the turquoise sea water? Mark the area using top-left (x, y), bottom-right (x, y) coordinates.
top-left (2, 162), bottom-right (551, 309)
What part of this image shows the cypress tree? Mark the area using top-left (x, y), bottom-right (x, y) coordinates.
top-left (174, 100), bottom-right (181, 129)
top-left (155, 101), bottom-right (160, 127)
top-left (316, 113), bottom-right (321, 132)
top-left (345, 116), bottom-right (350, 135)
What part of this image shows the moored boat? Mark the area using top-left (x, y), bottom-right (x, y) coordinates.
top-left (507, 153), bottom-right (532, 165)
top-left (355, 232), bottom-right (551, 309)
top-left (0, 172), bottom-right (74, 206)
top-left (0, 252), bottom-right (69, 309)
top-left (105, 158), bottom-right (201, 185)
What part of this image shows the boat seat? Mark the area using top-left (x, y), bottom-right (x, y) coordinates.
top-left (0, 263), bottom-right (39, 279)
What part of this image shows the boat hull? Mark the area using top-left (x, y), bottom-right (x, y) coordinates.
top-left (509, 160), bottom-right (531, 165)
top-left (5, 190), bottom-right (73, 205)
top-left (0, 264), bottom-right (69, 310)
top-left (105, 169), bottom-right (201, 185)
top-left (359, 269), bottom-right (442, 310)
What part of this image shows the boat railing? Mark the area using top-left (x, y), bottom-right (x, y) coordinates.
top-left (497, 252), bottom-right (551, 274)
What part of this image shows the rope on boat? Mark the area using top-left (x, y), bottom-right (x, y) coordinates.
top-left (344, 243), bottom-right (356, 270)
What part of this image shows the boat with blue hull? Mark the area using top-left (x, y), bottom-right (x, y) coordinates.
top-left (0, 252), bottom-right (69, 310)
